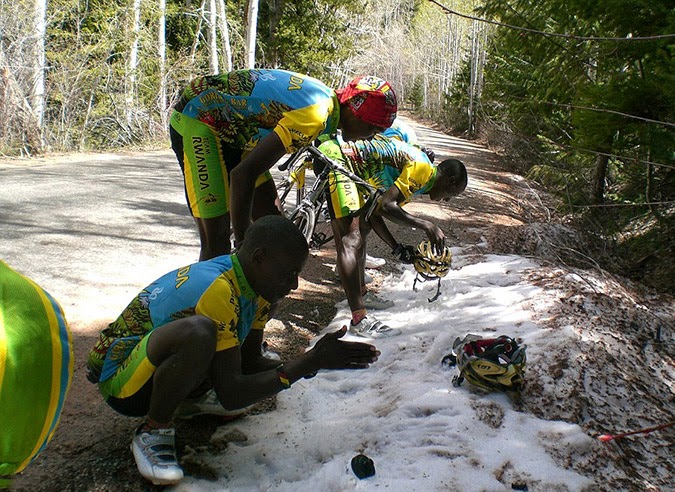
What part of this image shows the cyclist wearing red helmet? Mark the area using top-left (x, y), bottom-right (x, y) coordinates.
top-left (170, 69), bottom-right (397, 260)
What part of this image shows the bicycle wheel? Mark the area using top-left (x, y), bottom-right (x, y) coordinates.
top-left (276, 159), bottom-right (309, 214)
top-left (288, 205), bottom-right (318, 245)
top-left (310, 202), bottom-right (334, 248)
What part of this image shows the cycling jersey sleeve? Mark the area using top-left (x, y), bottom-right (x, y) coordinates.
top-left (274, 100), bottom-right (335, 152)
top-left (394, 160), bottom-right (436, 203)
top-left (196, 276), bottom-right (242, 351)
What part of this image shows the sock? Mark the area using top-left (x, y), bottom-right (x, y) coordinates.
top-left (351, 309), bottom-right (367, 325)
top-left (139, 417), bottom-right (171, 433)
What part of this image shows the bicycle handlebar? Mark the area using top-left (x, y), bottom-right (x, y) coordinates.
top-left (302, 146), bottom-right (385, 221)
top-left (277, 144), bottom-right (384, 222)
top-left (303, 145), bottom-right (379, 194)
top-left (278, 145), bottom-right (378, 191)
top-left (278, 150), bottom-right (303, 172)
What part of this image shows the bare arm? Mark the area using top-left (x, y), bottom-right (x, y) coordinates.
top-left (368, 214), bottom-right (398, 252)
top-left (229, 132), bottom-right (287, 245)
top-left (239, 329), bottom-right (281, 374)
top-left (211, 327), bottom-right (380, 411)
top-left (376, 185), bottom-right (445, 251)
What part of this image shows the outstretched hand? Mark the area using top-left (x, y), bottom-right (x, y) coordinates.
top-left (310, 326), bottom-right (380, 370)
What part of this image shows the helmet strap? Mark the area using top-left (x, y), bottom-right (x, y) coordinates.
top-left (413, 274), bottom-right (442, 302)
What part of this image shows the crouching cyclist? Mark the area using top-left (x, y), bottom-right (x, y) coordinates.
top-left (86, 216), bottom-right (380, 486)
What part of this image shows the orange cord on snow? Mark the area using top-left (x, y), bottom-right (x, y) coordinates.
top-left (597, 420), bottom-right (675, 442)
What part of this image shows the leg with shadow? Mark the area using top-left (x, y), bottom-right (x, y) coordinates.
top-left (110, 316), bottom-right (218, 485)
top-left (195, 215), bottom-right (231, 261)
top-left (332, 215), bottom-right (366, 316)
top-left (331, 216), bottom-right (399, 338)
top-left (145, 316), bottom-right (218, 423)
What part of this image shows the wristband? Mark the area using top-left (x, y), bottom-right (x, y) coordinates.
top-left (276, 365), bottom-right (291, 389)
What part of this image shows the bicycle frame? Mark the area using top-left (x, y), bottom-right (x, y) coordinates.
top-left (302, 146), bottom-right (383, 221)
top-left (276, 149), bottom-right (314, 212)
top-left (285, 145), bottom-right (383, 248)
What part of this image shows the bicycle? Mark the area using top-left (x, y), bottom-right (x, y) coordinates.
top-left (275, 148), bottom-right (314, 215)
top-left (275, 145), bottom-right (382, 249)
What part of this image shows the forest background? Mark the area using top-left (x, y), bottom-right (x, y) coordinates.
top-left (1, 0), bottom-right (673, 292)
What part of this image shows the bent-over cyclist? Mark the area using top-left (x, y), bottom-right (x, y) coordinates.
top-left (317, 136), bottom-right (468, 338)
top-left (170, 69), bottom-right (397, 260)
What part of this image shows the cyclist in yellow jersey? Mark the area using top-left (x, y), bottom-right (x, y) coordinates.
top-left (170, 69), bottom-right (397, 260)
top-left (0, 262), bottom-right (72, 488)
top-left (366, 118), bottom-right (434, 269)
top-left (317, 137), bottom-right (467, 338)
top-left (86, 216), bottom-right (380, 486)
top-left (379, 117), bottom-right (435, 163)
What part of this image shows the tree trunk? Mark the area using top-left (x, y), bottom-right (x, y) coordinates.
top-left (468, 22), bottom-right (477, 137)
top-left (244, 0), bottom-right (259, 68)
top-left (591, 154), bottom-right (609, 204)
top-left (31, 0), bottom-right (46, 138)
top-left (127, 0), bottom-right (142, 124)
top-left (265, 0), bottom-right (285, 67)
top-left (468, 20), bottom-right (487, 137)
top-left (216, 0), bottom-right (233, 71)
top-left (190, 0), bottom-right (206, 64)
top-left (158, 0), bottom-right (168, 127)
top-left (645, 148), bottom-right (658, 217)
top-left (208, 0), bottom-right (218, 73)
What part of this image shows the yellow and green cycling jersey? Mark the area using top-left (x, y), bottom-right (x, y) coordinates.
top-left (319, 136), bottom-right (437, 204)
top-left (170, 69), bottom-right (341, 218)
top-left (86, 254), bottom-right (270, 384)
top-left (172, 69), bottom-right (340, 154)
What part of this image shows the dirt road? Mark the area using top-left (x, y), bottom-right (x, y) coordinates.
top-left (3, 117), bottom-right (673, 491)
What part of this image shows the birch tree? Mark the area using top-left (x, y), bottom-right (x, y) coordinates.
top-left (189, 0), bottom-right (206, 64)
top-left (31, 0), bottom-right (47, 136)
top-left (127, 0), bottom-right (142, 124)
top-left (207, 0), bottom-right (218, 72)
top-left (158, 0), bottom-right (167, 127)
top-left (216, 0), bottom-right (233, 71)
top-left (467, 20), bottom-right (488, 136)
top-left (1, 0), bottom-right (46, 153)
top-left (244, 0), bottom-right (259, 68)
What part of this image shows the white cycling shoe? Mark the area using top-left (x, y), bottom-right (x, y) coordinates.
top-left (350, 316), bottom-right (401, 338)
top-left (365, 254), bottom-right (386, 269)
top-left (131, 425), bottom-right (184, 485)
top-left (363, 291), bottom-right (394, 310)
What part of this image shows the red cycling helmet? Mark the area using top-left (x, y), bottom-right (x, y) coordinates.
top-left (336, 76), bottom-right (397, 128)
